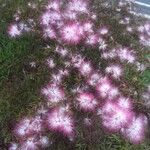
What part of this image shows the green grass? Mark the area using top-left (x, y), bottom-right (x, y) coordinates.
top-left (0, 0), bottom-right (150, 150)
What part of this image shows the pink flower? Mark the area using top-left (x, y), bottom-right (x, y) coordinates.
top-left (19, 136), bottom-right (39, 150)
top-left (47, 107), bottom-right (74, 136)
top-left (14, 118), bottom-right (31, 138)
top-left (51, 73), bottom-right (63, 84)
top-left (67, 0), bottom-right (89, 13)
top-left (55, 46), bottom-right (68, 57)
top-left (79, 61), bottom-right (92, 76)
top-left (71, 54), bottom-right (84, 68)
top-left (9, 143), bottom-right (18, 150)
top-left (105, 64), bottom-right (123, 79)
top-left (121, 114), bottom-right (148, 144)
top-left (41, 11), bottom-right (51, 26)
top-left (63, 10), bottom-right (78, 20)
top-left (100, 101), bottom-right (134, 132)
top-left (46, 0), bottom-right (62, 11)
top-left (39, 136), bottom-right (50, 148)
top-left (84, 118), bottom-right (92, 126)
top-left (41, 10), bottom-right (62, 26)
top-left (98, 26), bottom-right (109, 35)
top-left (14, 116), bottom-right (43, 138)
top-left (43, 26), bottom-right (57, 39)
top-left (82, 21), bottom-right (94, 34)
top-left (101, 49), bottom-right (117, 59)
top-left (96, 77), bottom-right (119, 98)
top-left (8, 23), bottom-right (22, 37)
top-left (77, 92), bottom-right (98, 111)
top-left (46, 58), bottom-right (56, 69)
top-left (87, 72), bottom-right (101, 86)
top-left (85, 33), bottom-right (100, 46)
top-left (42, 84), bottom-right (65, 103)
top-left (117, 47), bottom-right (136, 63)
top-left (117, 96), bottom-right (133, 110)
top-left (60, 21), bottom-right (84, 45)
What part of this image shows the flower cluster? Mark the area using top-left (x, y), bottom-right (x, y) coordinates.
top-left (38, 0), bottom-right (109, 46)
top-left (7, 0), bottom-right (149, 149)
top-left (47, 107), bottom-right (74, 137)
top-left (138, 22), bottom-right (150, 46)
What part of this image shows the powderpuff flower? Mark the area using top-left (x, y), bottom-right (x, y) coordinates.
top-left (60, 21), bottom-right (84, 45)
top-left (63, 10), bottom-right (78, 20)
top-left (9, 143), bottom-right (18, 150)
top-left (39, 136), bottom-right (50, 148)
top-left (108, 86), bottom-right (119, 99)
top-left (51, 73), bottom-right (63, 84)
top-left (101, 50), bottom-right (117, 59)
top-left (8, 23), bottom-right (22, 37)
top-left (43, 26), bottom-right (57, 39)
top-left (98, 26), bottom-right (109, 35)
top-left (77, 92), bottom-right (98, 111)
top-left (58, 69), bottom-right (69, 76)
top-left (138, 25), bottom-right (145, 33)
top-left (47, 107), bottom-right (74, 136)
top-left (46, 0), bottom-right (62, 11)
top-left (87, 72), bottom-right (101, 86)
top-left (41, 11), bottom-right (51, 26)
top-left (139, 34), bottom-right (150, 47)
top-left (64, 61), bottom-right (71, 68)
top-left (14, 118), bottom-right (31, 138)
top-left (96, 77), bottom-right (118, 98)
top-left (117, 96), bottom-right (132, 110)
top-left (19, 136), bottom-right (39, 150)
top-left (126, 26), bottom-right (133, 32)
top-left (105, 64), bottom-right (123, 79)
top-left (138, 22), bottom-right (150, 34)
top-left (18, 135), bottom-right (50, 150)
top-left (37, 106), bottom-right (48, 115)
top-left (121, 114), bottom-right (148, 144)
top-left (42, 84), bottom-right (65, 103)
top-left (46, 58), bottom-right (56, 69)
top-left (79, 61), bottom-right (93, 76)
top-left (99, 40), bottom-right (107, 50)
top-left (135, 62), bottom-right (146, 72)
top-left (71, 54), bottom-right (84, 68)
top-left (84, 118), bottom-right (92, 126)
top-left (90, 12), bottom-right (97, 20)
top-left (55, 46), bottom-right (68, 57)
top-left (28, 116), bottom-right (43, 133)
top-left (96, 77), bottom-right (111, 98)
top-left (67, 0), bottom-right (89, 14)
top-left (85, 33), bottom-right (100, 46)
top-left (82, 21), bottom-right (94, 34)
top-left (71, 86), bottom-right (85, 94)
top-left (41, 10), bottom-right (62, 26)
top-left (14, 116), bottom-right (43, 138)
top-left (117, 47), bottom-right (136, 63)
top-left (18, 22), bottom-right (31, 32)
top-left (100, 101), bottom-right (134, 132)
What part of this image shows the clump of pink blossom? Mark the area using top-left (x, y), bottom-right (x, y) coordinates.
top-left (137, 22), bottom-right (150, 46)
top-left (98, 99), bottom-right (134, 132)
top-left (42, 84), bottom-right (65, 103)
top-left (47, 107), bottom-right (74, 137)
top-left (8, 0), bottom-right (150, 148)
top-left (77, 92), bottom-right (98, 111)
top-left (121, 114), bottom-right (148, 144)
